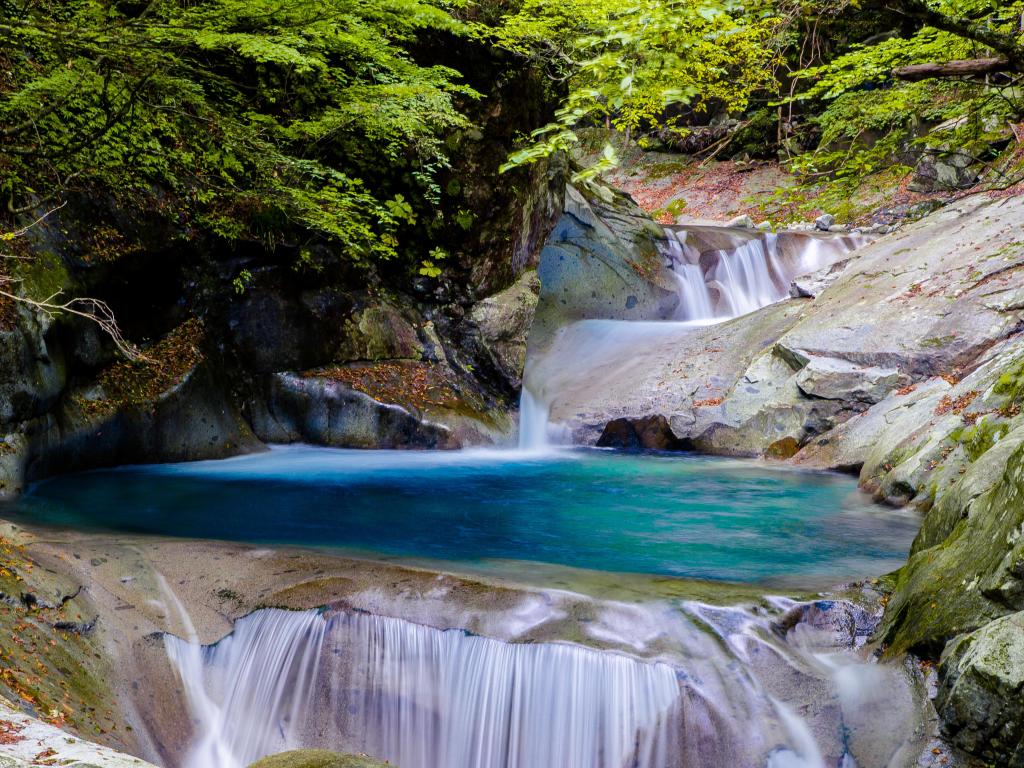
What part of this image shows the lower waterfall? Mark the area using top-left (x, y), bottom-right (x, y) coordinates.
top-left (161, 600), bottom-right (926, 768)
top-left (165, 609), bottom-right (680, 768)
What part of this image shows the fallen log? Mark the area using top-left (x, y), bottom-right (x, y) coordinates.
top-left (892, 57), bottom-right (1012, 81)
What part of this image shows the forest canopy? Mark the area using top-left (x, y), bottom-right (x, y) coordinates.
top-left (3, 0), bottom-right (1024, 268)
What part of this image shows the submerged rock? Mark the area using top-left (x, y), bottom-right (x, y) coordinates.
top-left (248, 750), bottom-right (391, 768)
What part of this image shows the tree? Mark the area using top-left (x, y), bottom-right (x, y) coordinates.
top-left (0, 0), bottom-right (476, 267)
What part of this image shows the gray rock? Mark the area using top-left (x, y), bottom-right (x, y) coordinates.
top-left (910, 148), bottom-right (981, 194)
top-left (788, 258), bottom-right (852, 299)
top-left (815, 213), bottom-right (835, 231)
top-left (937, 612), bottom-right (1024, 766)
top-left (470, 270), bottom-right (541, 388)
top-left (252, 372), bottom-right (458, 450)
top-left (795, 356), bottom-right (907, 404)
top-left (726, 214), bottom-right (756, 229)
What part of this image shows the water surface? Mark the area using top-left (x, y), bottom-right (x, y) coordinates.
top-left (8, 446), bottom-right (916, 584)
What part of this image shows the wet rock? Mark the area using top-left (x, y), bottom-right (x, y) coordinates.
top-left (248, 751), bottom-right (391, 768)
top-left (795, 356), bottom-right (907, 404)
top-left (815, 213), bottom-right (835, 231)
top-left (788, 258), bottom-right (852, 299)
top-left (937, 612), bottom-right (1024, 766)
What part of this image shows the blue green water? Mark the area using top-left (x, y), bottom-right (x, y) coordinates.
top-left (6, 445), bottom-right (917, 583)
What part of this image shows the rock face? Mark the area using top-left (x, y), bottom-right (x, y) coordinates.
top-left (1, 319), bottom-right (263, 499)
top-left (469, 269), bottom-right (541, 389)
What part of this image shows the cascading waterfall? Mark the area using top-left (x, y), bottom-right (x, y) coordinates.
top-left (161, 598), bottom-right (926, 768)
top-left (164, 609), bottom-right (327, 768)
top-left (165, 609), bottom-right (681, 768)
top-left (517, 226), bottom-right (863, 444)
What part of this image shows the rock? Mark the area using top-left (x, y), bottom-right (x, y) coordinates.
top-left (251, 372), bottom-right (459, 450)
top-left (937, 612), bottom-right (1024, 766)
top-left (470, 270), bottom-right (541, 388)
top-left (909, 148), bottom-right (980, 194)
top-left (0, 700), bottom-right (157, 767)
top-left (814, 213), bottom-right (835, 231)
top-left (794, 377), bottom-right (952, 472)
top-left (794, 356), bottom-right (907, 404)
top-left (529, 185), bottom-right (678, 353)
top-left (875, 342), bottom-right (1024, 654)
top-left (788, 258), bottom-right (852, 299)
top-left (597, 415), bottom-right (679, 450)
top-left (248, 750), bottom-right (391, 768)
top-left (18, 327), bottom-right (264, 484)
top-left (336, 302), bottom-right (424, 362)
top-left (726, 214), bottom-right (756, 229)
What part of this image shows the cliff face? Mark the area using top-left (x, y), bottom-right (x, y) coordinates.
top-left (0, 47), bottom-right (563, 498)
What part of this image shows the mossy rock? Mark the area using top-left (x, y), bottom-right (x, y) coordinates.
top-left (247, 750), bottom-right (392, 768)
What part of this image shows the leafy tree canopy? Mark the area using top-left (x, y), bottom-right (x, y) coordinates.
top-left (0, 0), bottom-right (475, 264)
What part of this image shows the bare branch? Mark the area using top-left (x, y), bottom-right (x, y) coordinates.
top-left (0, 284), bottom-right (140, 360)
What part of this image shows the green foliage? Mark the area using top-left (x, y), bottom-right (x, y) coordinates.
top-left (0, 0), bottom-right (477, 265)
top-left (777, 1), bottom-right (1024, 217)
top-left (495, 0), bottom-right (780, 184)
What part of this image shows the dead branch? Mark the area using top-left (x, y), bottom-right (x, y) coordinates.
top-left (0, 284), bottom-right (140, 360)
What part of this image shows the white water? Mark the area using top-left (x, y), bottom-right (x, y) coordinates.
top-left (166, 609), bottom-right (680, 768)
top-left (161, 597), bottom-right (927, 768)
top-left (517, 386), bottom-right (553, 450)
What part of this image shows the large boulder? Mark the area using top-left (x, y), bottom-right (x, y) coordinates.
top-left (937, 612), bottom-right (1024, 766)
top-left (251, 371), bottom-right (459, 450)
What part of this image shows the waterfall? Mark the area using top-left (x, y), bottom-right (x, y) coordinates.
top-left (517, 386), bottom-right (552, 450)
top-left (164, 609), bottom-right (327, 768)
top-left (165, 609), bottom-right (680, 768)
top-left (663, 229), bottom-right (856, 321)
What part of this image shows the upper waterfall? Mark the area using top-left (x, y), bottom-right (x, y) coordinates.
top-left (518, 220), bottom-right (865, 447)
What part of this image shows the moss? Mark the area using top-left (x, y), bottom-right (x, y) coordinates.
top-left (951, 418), bottom-right (1011, 463)
top-left (993, 357), bottom-right (1024, 413)
top-left (11, 252), bottom-right (69, 301)
top-left (248, 750), bottom-right (391, 768)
